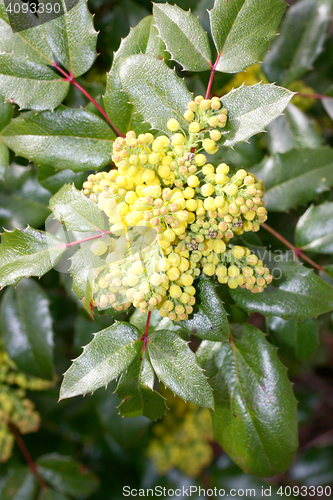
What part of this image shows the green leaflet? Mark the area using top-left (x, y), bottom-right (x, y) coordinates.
top-left (180, 276), bottom-right (229, 341)
top-left (220, 83), bottom-right (294, 147)
top-left (198, 324), bottom-right (298, 476)
top-left (148, 330), bottom-right (214, 408)
top-left (269, 316), bottom-right (319, 364)
top-left (251, 147), bottom-right (333, 212)
top-left (0, 163), bottom-right (51, 229)
top-left (263, 0), bottom-right (332, 86)
top-left (231, 260), bottom-right (333, 320)
top-left (0, 466), bottom-right (38, 500)
top-left (0, 0), bottom-right (98, 110)
top-left (116, 352), bottom-right (167, 420)
top-left (295, 202), bottom-right (333, 254)
top-left (209, 0), bottom-right (286, 73)
top-left (118, 54), bottom-right (192, 134)
top-left (0, 226), bottom-right (65, 288)
top-left (1, 107), bottom-right (115, 171)
top-left (36, 454), bottom-right (98, 498)
top-left (265, 103), bottom-right (322, 154)
top-left (153, 3), bottom-right (211, 71)
top-left (59, 322), bottom-right (142, 399)
top-left (104, 16), bottom-right (165, 135)
top-left (0, 278), bottom-right (54, 379)
top-left (49, 184), bottom-right (106, 232)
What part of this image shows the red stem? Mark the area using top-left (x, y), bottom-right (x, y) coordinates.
top-left (9, 423), bottom-right (48, 490)
top-left (261, 223), bottom-right (326, 274)
top-left (61, 230), bottom-right (112, 249)
top-left (141, 310), bottom-right (152, 352)
top-left (297, 92), bottom-right (330, 100)
top-left (52, 62), bottom-right (125, 138)
top-left (205, 54), bottom-right (221, 100)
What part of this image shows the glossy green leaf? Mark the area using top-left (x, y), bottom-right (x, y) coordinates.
top-left (59, 322), bottom-right (142, 399)
top-left (231, 260), bottom-right (333, 320)
top-left (323, 97), bottom-right (333, 120)
top-left (251, 147), bottom-right (333, 212)
top-left (0, 1), bottom-right (69, 110)
top-left (49, 184), bottom-right (105, 232)
top-left (37, 454), bottom-right (98, 497)
top-left (40, 0), bottom-right (98, 78)
top-left (0, 95), bottom-right (13, 130)
top-left (0, 467), bottom-right (38, 500)
top-left (118, 54), bottom-right (192, 134)
top-left (0, 0), bottom-right (98, 110)
top-left (0, 163), bottom-right (51, 229)
top-left (269, 316), bottom-right (319, 363)
top-left (180, 276), bottom-right (229, 341)
top-left (0, 226), bottom-right (65, 288)
top-left (295, 202), bottom-right (333, 254)
top-left (0, 54), bottom-right (70, 111)
top-left (37, 165), bottom-right (85, 195)
top-left (148, 330), bottom-right (214, 408)
top-left (263, 0), bottom-right (332, 86)
top-left (1, 107), bottom-right (115, 171)
top-left (104, 16), bottom-right (165, 136)
top-left (116, 352), bottom-right (166, 420)
top-left (209, 0), bottom-right (286, 73)
top-left (153, 3), bottom-right (211, 71)
top-left (197, 324), bottom-right (298, 476)
top-left (0, 278), bottom-right (54, 379)
top-left (220, 83), bottom-right (294, 147)
top-left (265, 103), bottom-right (322, 154)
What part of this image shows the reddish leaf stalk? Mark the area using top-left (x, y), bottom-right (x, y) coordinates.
top-left (61, 230), bottom-right (112, 249)
top-left (261, 223), bottom-right (326, 274)
top-left (52, 62), bottom-right (125, 138)
top-left (9, 423), bottom-right (48, 490)
top-left (297, 92), bottom-right (330, 100)
top-left (141, 310), bottom-right (152, 352)
top-left (205, 54), bottom-right (221, 100)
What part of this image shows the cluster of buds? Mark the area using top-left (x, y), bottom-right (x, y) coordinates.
top-left (147, 389), bottom-right (213, 477)
top-left (82, 95), bottom-right (272, 321)
top-left (0, 346), bottom-right (52, 462)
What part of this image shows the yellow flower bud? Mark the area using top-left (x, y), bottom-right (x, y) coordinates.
top-left (91, 241), bottom-right (107, 256)
top-left (203, 263), bottom-right (215, 276)
top-left (171, 133), bottom-right (186, 146)
top-left (210, 130), bottom-right (222, 141)
top-left (201, 183), bottom-right (214, 197)
top-left (189, 122), bottom-right (201, 134)
top-left (195, 154), bottom-right (206, 166)
top-left (170, 284), bottom-right (182, 298)
top-left (231, 246), bottom-right (246, 259)
top-left (167, 119), bottom-right (180, 132)
top-left (203, 139), bottom-right (218, 154)
top-left (187, 175), bottom-right (200, 188)
top-left (213, 240), bottom-right (226, 254)
top-left (184, 110), bottom-right (195, 121)
top-left (216, 163), bottom-right (229, 175)
top-left (228, 265), bottom-right (240, 278)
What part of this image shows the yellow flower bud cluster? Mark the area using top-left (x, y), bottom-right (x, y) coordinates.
top-left (203, 245), bottom-right (273, 292)
top-left (81, 96), bottom-right (272, 321)
top-left (0, 346), bottom-right (52, 462)
top-left (147, 389), bottom-right (213, 477)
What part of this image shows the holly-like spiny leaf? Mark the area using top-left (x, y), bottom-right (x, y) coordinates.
top-left (148, 329), bottom-right (214, 408)
top-left (0, 278), bottom-right (54, 379)
top-left (59, 322), bottom-right (142, 400)
top-left (197, 324), bottom-right (298, 476)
